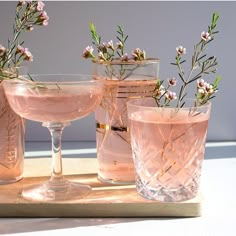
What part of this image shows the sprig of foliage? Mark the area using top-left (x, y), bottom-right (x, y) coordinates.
top-left (82, 22), bottom-right (146, 62)
top-left (153, 12), bottom-right (221, 108)
top-left (89, 22), bottom-right (101, 48)
top-left (0, 1), bottom-right (49, 79)
top-left (116, 25), bottom-right (128, 57)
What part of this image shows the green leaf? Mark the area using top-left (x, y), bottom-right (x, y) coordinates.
top-left (117, 25), bottom-right (123, 33)
top-left (197, 54), bottom-right (206, 62)
top-left (212, 75), bottom-right (222, 89)
top-left (116, 36), bottom-right (122, 42)
top-left (178, 72), bottom-right (185, 83)
top-left (180, 60), bottom-right (186, 64)
top-left (89, 22), bottom-right (96, 34)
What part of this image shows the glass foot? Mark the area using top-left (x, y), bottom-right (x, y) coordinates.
top-left (22, 178), bottom-right (91, 202)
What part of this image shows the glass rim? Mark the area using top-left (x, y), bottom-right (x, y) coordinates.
top-left (93, 58), bottom-right (160, 66)
top-left (3, 73), bottom-right (102, 84)
top-left (127, 97), bottom-right (211, 110)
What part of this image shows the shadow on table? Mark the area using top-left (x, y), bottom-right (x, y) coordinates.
top-left (0, 218), bottom-right (178, 234)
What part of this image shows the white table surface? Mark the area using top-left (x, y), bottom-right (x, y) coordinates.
top-left (0, 142), bottom-right (236, 236)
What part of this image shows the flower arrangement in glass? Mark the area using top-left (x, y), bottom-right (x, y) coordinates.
top-left (83, 23), bottom-right (160, 184)
top-left (127, 12), bottom-right (221, 202)
top-left (0, 1), bottom-right (48, 184)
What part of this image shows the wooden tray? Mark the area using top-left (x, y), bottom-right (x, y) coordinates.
top-left (0, 158), bottom-right (202, 217)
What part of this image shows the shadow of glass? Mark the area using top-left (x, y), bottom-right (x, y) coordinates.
top-left (0, 217), bottom-right (177, 234)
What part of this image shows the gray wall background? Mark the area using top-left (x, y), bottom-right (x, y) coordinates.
top-left (0, 1), bottom-right (235, 142)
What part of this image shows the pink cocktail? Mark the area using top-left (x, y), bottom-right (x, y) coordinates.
top-left (95, 79), bottom-right (156, 184)
top-left (127, 98), bottom-right (211, 202)
top-left (93, 59), bottom-right (160, 185)
top-left (3, 74), bottom-right (104, 202)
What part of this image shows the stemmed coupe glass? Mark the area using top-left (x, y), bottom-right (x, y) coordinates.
top-left (3, 74), bottom-right (104, 202)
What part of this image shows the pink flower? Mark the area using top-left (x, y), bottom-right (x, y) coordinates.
top-left (116, 41), bottom-right (123, 50)
top-left (176, 46), bottom-right (186, 56)
top-left (205, 83), bottom-right (214, 94)
top-left (168, 77), bottom-right (177, 86)
top-left (120, 53), bottom-right (129, 61)
top-left (42, 19), bottom-right (48, 26)
top-left (98, 43), bottom-right (107, 53)
top-left (36, 1), bottom-right (45, 11)
top-left (201, 31), bottom-right (211, 41)
top-left (155, 86), bottom-right (165, 97)
top-left (106, 40), bottom-right (114, 50)
top-left (26, 25), bottom-right (34, 31)
top-left (24, 48), bottom-right (33, 61)
top-left (197, 79), bottom-right (215, 96)
top-left (0, 44), bottom-right (6, 56)
top-left (17, 1), bottom-right (26, 7)
top-left (38, 11), bottom-right (49, 26)
top-left (16, 45), bottom-right (33, 61)
top-left (197, 79), bottom-right (205, 88)
top-left (165, 91), bottom-right (177, 100)
top-left (82, 46), bottom-right (94, 58)
top-left (16, 45), bottom-right (24, 54)
top-left (98, 51), bottom-right (106, 61)
top-left (131, 48), bottom-right (146, 61)
top-left (198, 88), bottom-right (205, 94)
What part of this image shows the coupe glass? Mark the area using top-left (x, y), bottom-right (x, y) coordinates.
top-left (3, 74), bottom-right (104, 202)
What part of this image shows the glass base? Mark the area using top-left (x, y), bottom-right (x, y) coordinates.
top-left (0, 175), bottom-right (23, 185)
top-left (136, 176), bottom-right (197, 202)
top-left (98, 174), bottom-right (135, 185)
top-left (22, 178), bottom-right (91, 202)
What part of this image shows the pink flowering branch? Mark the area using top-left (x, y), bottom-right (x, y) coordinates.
top-left (153, 12), bottom-right (221, 108)
top-left (83, 22), bottom-right (146, 62)
top-left (0, 1), bottom-right (49, 72)
top-left (155, 12), bottom-right (220, 108)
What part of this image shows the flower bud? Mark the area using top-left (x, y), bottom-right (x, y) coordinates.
top-left (0, 44), bottom-right (6, 56)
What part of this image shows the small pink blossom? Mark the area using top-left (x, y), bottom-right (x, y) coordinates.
top-left (201, 31), bottom-right (211, 41)
top-left (16, 45), bottom-right (24, 54)
top-left (198, 88), bottom-right (205, 94)
top-left (131, 48), bottom-right (146, 61)
top-left (0, 44), bottom-right (6, 56)
top-left (38, 11), bottom-right (49, 26)
top-left (168, 77), bottom-right (177, 86)
top-left (197, 79), bottom-right (205, 88)
top-left (116, 41), bottom-right (123, 50)
top-left (205, 83), bottom-right (214, 94)
top-left (42, 19), bottom-right (48, 26)
top-left (98, 43), bottom-right (107, 53)
top-left (26, 24), bottom-right (34, 31)
top-left (24, 48), bottom-right (33, 61)
top-left (17, 1), bottom-right (26, 7)
top-left (82, 46), bottom-right (94, 58)
top-left (98, 51), bottom-right (106, 61)
top-left (36, 1), bottom-right (45, 11)
top-left (176, 46), bottom-right (186, 56)
top-left (16, 45), bottom-right (33, 61)
top-left (165, 91), bottom-right (177, 100)
top-left (106, 40), bottom-right (114, 50)
top-left (197, 79), bottom-right (215, 96)
top-left (120, 53), bottom-right (129, 61)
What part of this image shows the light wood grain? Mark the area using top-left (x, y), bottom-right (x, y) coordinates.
top-left (0, 158), bottom-right (202, 217)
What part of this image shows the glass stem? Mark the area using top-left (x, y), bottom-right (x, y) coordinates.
top-left (43, 122), bottom-right (70, 182)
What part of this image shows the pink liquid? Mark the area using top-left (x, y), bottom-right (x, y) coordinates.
top-left (96, 80), bottom-right (156, 184)
top-left (0, 85), bottom-right (24, 184)
top-left (5, 86), bottom-right (103, 123)
top-left (130, 109), bottom-right (209, 202)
